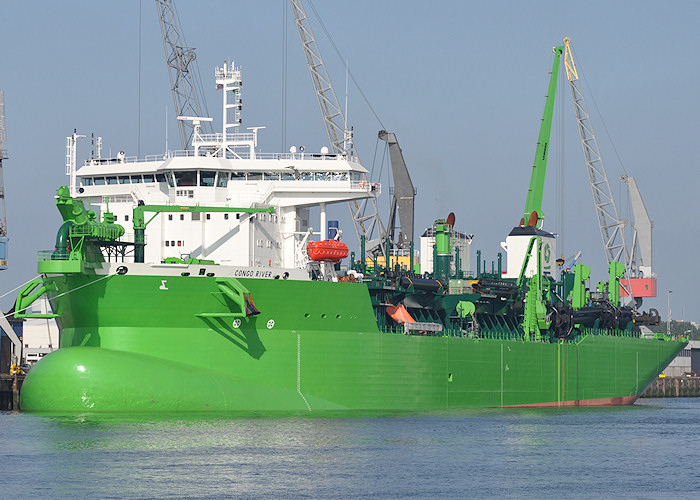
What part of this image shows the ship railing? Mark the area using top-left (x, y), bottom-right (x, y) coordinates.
top-left (580, 327), bottom-right (640, 339)
top-left (38, 250), bottom-right (67, 261)
top-left (83, 150), bottom-right (363, 166)
top-left (378, 324), bottom-right (525, 341)
top-left (196, 132), bottom-right (256, 143)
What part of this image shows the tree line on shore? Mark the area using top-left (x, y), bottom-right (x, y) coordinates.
top-left (657, 321), bottom-right (700, 340)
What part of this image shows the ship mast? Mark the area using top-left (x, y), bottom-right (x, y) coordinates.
top-left (289, 0), bottom-right (386, 257)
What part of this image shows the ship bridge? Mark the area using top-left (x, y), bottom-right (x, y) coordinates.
top-left (67, 64), bottom-right (379, 271)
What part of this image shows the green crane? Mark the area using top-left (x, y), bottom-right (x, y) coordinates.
top-left (521, 45), bottom-right (565, 228)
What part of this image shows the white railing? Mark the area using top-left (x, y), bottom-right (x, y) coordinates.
top-left (83, 150), bottom-right (358, 166)
top-left (196, 132), bottom-right (256, 143)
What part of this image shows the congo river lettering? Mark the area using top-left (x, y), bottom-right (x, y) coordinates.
top-left (234, 269), bottom-right (273, 278)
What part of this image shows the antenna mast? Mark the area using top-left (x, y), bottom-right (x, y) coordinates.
top-left (155, 0), bottom-right (212, 149)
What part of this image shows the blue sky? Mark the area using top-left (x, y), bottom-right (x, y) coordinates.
top-left (1, 1), bottom-right (698, 322)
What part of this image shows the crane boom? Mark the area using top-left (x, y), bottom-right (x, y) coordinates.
top-left (379, 130), bottom-right (415, 250)
top-left (155, 0), bottom-right (212, 149)
top-left (563, 37), bottom-right (628, 267)
top-left (288, 0), bottom-right (348, 155)
top-left (621, 174), bottom-right (653, 276)
top-left (0, 91), bottom-right (7, 270)
top-left (522, 45), bottom-right (564, 227)
top-left (289, 0), bottom-right (386, 256)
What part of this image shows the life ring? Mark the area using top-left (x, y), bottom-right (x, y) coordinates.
top-left (359, 180), bottom-right (367, 188)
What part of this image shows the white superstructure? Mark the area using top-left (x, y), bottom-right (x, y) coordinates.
top-left (68, 61), bottom-right (380, 271)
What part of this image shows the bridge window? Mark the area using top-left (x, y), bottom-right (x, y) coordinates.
top-left (93, 177), bottom-right (106, 185)
top-left (174, 171), bottom-right (196, 187)
top-left (106, 176), bottom-right (118, 185)
top-left (230, 172), bottom-right (245, 181)
top-left (143, 174), bottom-right (155, 183)
top-left (164, 172), bottom-right (175, 187)
top-left (247, 172), bottom-right (263, 181)
top-left (131, 175), bottom-right (143, 184)
top-left (264, 172), bottom-right (280, 181)
top-left (156, 173), bottom-right (167, 183)
top-left (118, 176), bottom-right (130, 184)
top-left (82, 177), bottom-right (93, 186)
top-left (200, 171), bottom-right (216, 187)
top-left (216, 172), bottom-right (228, 187)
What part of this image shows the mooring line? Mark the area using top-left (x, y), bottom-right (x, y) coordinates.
top-left (0, 274), bottom-right (41, 300)
top-left (2, 272), bottom-right (117, 320)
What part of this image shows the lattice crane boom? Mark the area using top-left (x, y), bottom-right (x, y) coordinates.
top-left (0, 91), bottom-right (7, 242)
top-left (155, 0), bottom-right (211, 150)
top-left (289, 0), bottom-right (386, 256)
top-left (563, 37), bottom-right (629, 268)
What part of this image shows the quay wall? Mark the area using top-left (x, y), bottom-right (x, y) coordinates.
top-left (641, 376), bottom-right (700, 398)
top-left (0, 374), bottom-right (23, 411)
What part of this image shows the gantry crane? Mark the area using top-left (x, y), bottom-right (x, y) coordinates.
top-left (289, 0), bottom-right (386, 257)
top-left (155, 0), bottom-right (212, 150)
top-left (563, 37), bottom-right (655, 305)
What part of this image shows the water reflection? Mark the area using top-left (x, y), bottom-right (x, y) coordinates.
top-left (2, 400), bottom-right (699, 499)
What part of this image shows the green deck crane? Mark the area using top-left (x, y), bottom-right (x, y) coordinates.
top-left (521, 45), bottom-right (565, 228)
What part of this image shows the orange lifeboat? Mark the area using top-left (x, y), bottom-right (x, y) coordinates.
top-left (307, 239), bottom-right (349, 263)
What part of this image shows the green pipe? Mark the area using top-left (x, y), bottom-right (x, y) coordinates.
top-left (53, 221), bottom-right (74, 259)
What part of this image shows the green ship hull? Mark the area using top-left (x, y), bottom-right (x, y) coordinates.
top-left (19, 270), bottom-right (685, 412)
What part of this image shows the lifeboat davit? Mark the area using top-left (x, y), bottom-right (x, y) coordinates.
top-left (307, 239), bottom-right (349, 263)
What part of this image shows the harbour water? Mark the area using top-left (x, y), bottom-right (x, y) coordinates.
top-left (2, 398), bottom-right (699, 498)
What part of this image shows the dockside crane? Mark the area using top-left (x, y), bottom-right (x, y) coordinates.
top-left (563, 37), bottom-right (655, 305)
top-left (289, 0), bottom-right (387, 257)
top-left (0, 91), bottom-right (7, 268)
top-left (378, 130), bottom-right (415, 252)
top-left (0, 91), bottom-right (22, 367)
top-left (155, 0), bottom-right (212, 150)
